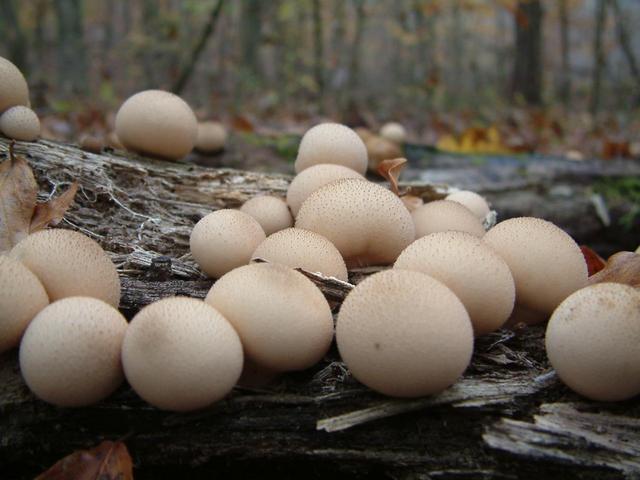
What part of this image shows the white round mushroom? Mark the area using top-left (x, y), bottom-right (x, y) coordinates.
top-left (195, 121), bottom-right (227, 153)
top-left (411, 200), bottom-right (486, 239)
top-left (240, 195), bottom-right (293, 236)
top-left (0, 106), bottom-right (40, 141)
top-left (0, 56), bottom-right (29, 113)
top-left (10, 229), bottom-right (121, 307)
top-left (0, 256), bottom-right (49, 353)
top-left (189, 209), bottom-right (266, 278)
top-left (379, 122), bottom-right (407, 144)
top-left (19, 297), bottom-right (127, 407)
top-left (336, 270), bottom-right (473, 397)
top-left (294, 123), bottom-right (368, 175)
top-left (445, 190), bottom-right (491, 221)
top-left (546, 283), bottom-right (640, 402)
top-left (205, 263), bottom-right (334, 372)
top-left (483, 217), bottom-right (588, 316)
top-left (122, 297), bottom-right (243, 411)
top-left (365, 136), bottom-right (403, 171)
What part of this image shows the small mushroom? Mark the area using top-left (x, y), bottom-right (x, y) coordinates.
top-left (545, 283), bottom-right (640, 401)
top-left (336, 269), bottom-right (473, 397)
top-left (114, 89), bottom-right (198, 160)
top-left (0, 256), bottom-right (49, 353)
top-left (121, 297), bottom-right (243, 411)
top-left (19, 297), bottom-right (128, 407)
top-left (380, 122), bottom-right (407, 144)
top-left (0, 56), bottom-right (29, 113)
top-left (190, 209), bottom-right (266, 278)
top-left (205, 263), bottom-right (333, 373)
top-left (394, 231), bottom-right (515, 335)
top-left (240, 195), bottom-right (293, 236)
top-left (0, 106), bottom-right (40, 141)
top-left (286, 163), bottom-right (365, 217)
top-left (411, 200), bottom-right (486, 239)
top-left (195, 121), bottom-right (227, 153)
top-left (365, 136), bottom-right (403, 172)
top-left (10, 229), bottom-right (121, 307)
top-left (295, 179), bottom-right (415, 267)
top-left (251, 227), bottom-right (348, 281)
top-left (295, 123), bottom-right (368, 175)
top-left (445, 190), bottom-right (491, 220)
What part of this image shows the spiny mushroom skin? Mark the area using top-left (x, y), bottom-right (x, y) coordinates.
top-left (286, 163), bottom-right (365, 217)
top-left (380, 122), bottom-right (407, 145)
top-left (10, 229), bottom-right (121, 308)
top-left (122, 297), bottom-right (243, 412)
top-left (205, 263), bottom-right (333, 373)
top-left (0, 106), bottom-right (40, 141)
top-left (336, 270), bottom-right (473, 397)
top-left (0, 56), bottom-right (29, 113)
top-left (294, 123), bottom-right (368, 175)
top-left (483, 217), bottom-right (588, 317)
top-left (365, 136), bottom-right (403, 171)
top-left (445, 190), bottom-right (491, 221)
top-left (411, 200), bottom-right (485, 239)
top-left (115, 89), bottom-right (197, 160)
top-left (19, 297), bottom-right (127, 407)
top-left (240, 195), bottom-right (293, 236)
top-left (195, 121), bottom-right (227, 153)
top-left (251, 228), bottom-right (348, 281)
top-left (190, 209), bottom-right (266, 278)
top-left (546, 283), bottom-right (640, 402)
top-left (295, 179), bottom-right (415, 268)
top-left (394, 232), bottom-right (515, 336)
top-left (0, 256), bottom-right (49, 353)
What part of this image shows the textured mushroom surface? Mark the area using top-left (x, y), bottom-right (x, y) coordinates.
top-left (445, 190), bottom-right (491, 220)
top-left (19, 297), bottom-right (127, 407)
top-left (411, 200), bottom-right (486, 239)
top-left (0, 56), bottom-right (29, 113)
top-left (240, 195), bottom-right (293, 236)
top-left (10, 229), bottom-right (121, 307)
top-left (0, 106), bottom-right (40, 141)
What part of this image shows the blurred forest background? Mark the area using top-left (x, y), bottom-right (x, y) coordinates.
top-left (1, 0), bottom-right (640, 158)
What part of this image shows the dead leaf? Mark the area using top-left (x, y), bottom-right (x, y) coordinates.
top-left (35, 440), bottom-right (134, 480)
top-left (580, 245), bottom-right (606, 277)
top-left (232, 115), bottom-right (255, 132)
top-left (377, 157), bottom-right (407, 196)
top-left (30, 182), bottom-right (79, 233)
top-left (588, 251), bottom-right (640, 288)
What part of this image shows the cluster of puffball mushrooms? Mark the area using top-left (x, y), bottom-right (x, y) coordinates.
top-left (2, 57), bottom-right (640, 412)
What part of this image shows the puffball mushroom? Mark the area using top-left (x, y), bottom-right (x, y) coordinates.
top-left (336, 270), bottom-right (473, 397)
top-left (365, 136), bottom-right (403, 171)
top-left (295, 179), bottom-right (415, 267)
top-left (10, 229), bottom-right (121, 307)
top-left (0, 56), bottom-right (29, 113)
top-left (190, 209), bottom-right (266, 278)
top-left (394, 231), bottom-right (515, 335)
top-left (115, 89), bottom-right (197, 160)
top-left (380, 122), bottom-right (407, 145)
top-left (0, 106), bottom-right (40, 141)
top-left (205, 263), bottom-right (334, 372)
top-left (240, 195), bottom-right (293, 236)
top-left (121, 297), bottom-right (243, 411)
top-left (0, 256), bottom-right (49, 353)
top-left (546, 283), bottom-right (640, 402)
top-left (251, 228), bottom-right (348, 281)
top-left (412, 200), bottom-right (485, 239)
top-left (286, 163), bottom-right (365, 217)
top-left (294, 123), bottom-right (368, 175)
top-left (195, 121), bottom-right (228, 153)
top-left (483, 217), bottom-right (588, 317)
top-left (19, 297), bottom-right (127, 407)
top-left (445, 190), bottom-right (491, 221)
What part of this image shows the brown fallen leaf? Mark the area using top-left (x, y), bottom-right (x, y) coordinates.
top-left (377, 157), bottom-right (407, 196)
top-left (588, 251), bottom-right (640, 288)
top-left (30, 182), bottom-right (79, 233)
top-left (580, 245), bottom-right (606, 277)
top-left (35, 440), bottom-right (134, 480)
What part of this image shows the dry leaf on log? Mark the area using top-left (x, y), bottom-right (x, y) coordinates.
top-left (588, 251), bottom-right (640, 288)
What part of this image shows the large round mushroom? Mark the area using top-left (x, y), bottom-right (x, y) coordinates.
top-left (0, 56), bottom-right (29, 113)
top-left (0, 106), bottom-right (40, 141)
top-left (412, 200), bottom-right (485, 239)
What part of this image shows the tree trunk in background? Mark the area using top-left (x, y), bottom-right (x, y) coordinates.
top-left (449, 0), bottom-right (464, 107)
top-left (609, 0), bottom-right (640, 105)
top-left (312, 0), bottom-right (325, 111)
top-left (558, 0), bottom-right (571, 107)
top-left (54, 0), bottom-right (87, 95)
top-left (511, 0), bottom-right (543, 105)
top-left (0, 0), bottom-right (29, 75)
top-left (140, 0), bottom-right (158, 88)
top-left (347, 0), bottom-right (367, 109)
top-left (241, 0), bottom-right (263, 83)
top-left (590, 0), bottom-right (608, 115)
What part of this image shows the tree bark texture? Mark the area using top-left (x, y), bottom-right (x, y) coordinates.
top-left (591, 0), bottom-right (608, 114)
top-left (511, 0), bottom-right (544, 105)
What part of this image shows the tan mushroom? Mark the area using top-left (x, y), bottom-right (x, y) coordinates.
top-left (365, 136), bottom-right (403, 171)
top-left (411, 200), bottom-right (485, 239)
top-left (445, 190), bottom-right (491, 220)
top-left (380, 122), bottom-right (407, 144)
top-left (0, 106), bottom-right (40, 141)
top-left (240, 195), bottom-right (293, 236)
top-left (0, 56), bottom-right (29, 113)
top-left (195, 121), bottom-right (228, 153)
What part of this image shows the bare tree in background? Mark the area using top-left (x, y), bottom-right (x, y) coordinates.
top-left (609, 0), bottom-right (640, 105)
top-left (511, 0), bottom-right (543, 105)
top-left (558, 0), bottom-right (571, 107)
top-left (241, 0), bottom-right (263, 84)
top-left (54, 0), bottom-right (87, 95)
top-left (590, 0), bottom-right (607, 114)
top-left (312, 0), bottom-right (325, 110)
top-left (347, 0), bottom-right (367, 112)
top-left (0, 0), bottom-right (28, 74)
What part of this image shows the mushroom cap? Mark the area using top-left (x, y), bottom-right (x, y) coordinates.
top-left (365, 136), bottom-right (403, 171)
top-left (483, 217), bottom-right (588, 315)
top-left (336, 269), bottom-right (473, 397)
top-left (294, 123), bottom-right (368, 175)
top-left (114, 90), bottom-right (198, 160)
top-left (195, 121), bottom-right (228, 153)
top-left (189, 209), bottom-right (266, 278)
top-left (0, 256), bottom-right (49, 353)
top-left (286, 163), bottom-right (365, 217)
top-left (445, 190), bottom-right (491, 220)
top-left (545, 283), bottom-right (640, 401)
top-left (295, 179), bottom-right (415, 267)
top-left (19, 297), bottom-right (127, 407)
top-left (122, 297), bottom-right (243, 411)
top-left (10, 229), bottom-right (121, 307)
top-left (411, 200), bottom-right (486, 239)
top-left (205, 263), bottom-right (333, 372)
top-left (380, 122), bottom-right (407, 144)
top-left (240, 195), bottom-right (293, 236)
top-left (354, 127), bottom-right (375, 143)
top-left (251, 228), bottom-right (348, 281)
top-left (0, 56), bottom-right (29, 113)
top-left (394, 231), bottom-right (515, 335)
top-left (0, 106), bottom-right (40, 141)
top-left (401, 195), bottom-right (424, 212)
